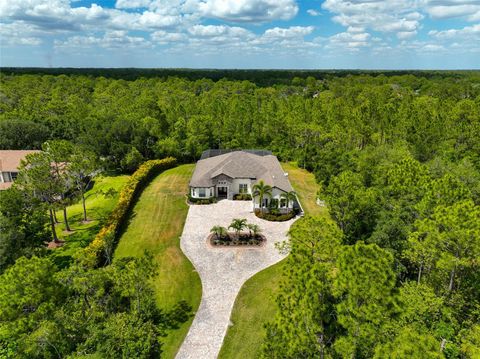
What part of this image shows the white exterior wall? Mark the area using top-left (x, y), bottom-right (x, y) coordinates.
top-left (230, 178), bottom-right (252, 195)
top-left (190, 187), bottom-right (215, 199)
top-left (253, 187), bottom-right (294, 209)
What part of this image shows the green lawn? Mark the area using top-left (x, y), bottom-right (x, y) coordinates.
top-left (219, 162), bottom-right (325, 359)
top-left (51, 174), bottom-right (129, 267)
top-left (114, 164), bottom-right (201, 359)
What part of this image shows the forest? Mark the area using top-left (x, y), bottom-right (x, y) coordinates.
top-left (0, 70), bottom-right (479, 358)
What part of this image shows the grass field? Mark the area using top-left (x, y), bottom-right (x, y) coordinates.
top-left (51, 175), bottom-right (129, 267)
top-left (219, 162), bottom-right (325, 359)
top-left (114, 164), bottom-right (201, 359)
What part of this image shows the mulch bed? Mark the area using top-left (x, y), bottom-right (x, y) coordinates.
top-left (47, 240), bottom-right (65, 249)
top-left (208, 232), bottom-right (266, 247)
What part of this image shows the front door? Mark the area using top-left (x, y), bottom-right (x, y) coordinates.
top-left (218, 186), bottom-right (228, 198)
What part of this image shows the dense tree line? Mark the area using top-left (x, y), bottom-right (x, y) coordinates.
top-left (0, 71), bottom-right (479, 357)
top-left (1, 72), bottom-right (479, 174)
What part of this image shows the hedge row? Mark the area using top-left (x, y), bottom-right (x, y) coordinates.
top-left (80, 157), bottom-right (177, 267)
top-left (254, 209), bottom-right (297, 222)
top-left (188, 195), bottom-right (217, 205)
top-left (233, 193), bottom-right (252, 200)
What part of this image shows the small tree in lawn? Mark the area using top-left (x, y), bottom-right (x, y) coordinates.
top-left (210, 225), bottom-right (227, 240)
top-left (280, 191), bottom-right (297, 212)
top-left (68, 146), bottom-right (101, 222)
top-left (229, 218), bottom-right (247, 239)
top-left (247, 223), bottom-right (261, 239)
top-left (252, 180), bottom-right (272, 213)
top-left (43, 140), bottom-right (74, 231)
top-left (16, 152), bottom-right (65, 243)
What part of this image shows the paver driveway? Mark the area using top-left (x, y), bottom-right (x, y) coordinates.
top-left (176, 200), bottom-right (297, 359)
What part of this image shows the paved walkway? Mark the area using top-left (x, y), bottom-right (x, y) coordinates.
top-left (176, 200), bottom-right (297, 359)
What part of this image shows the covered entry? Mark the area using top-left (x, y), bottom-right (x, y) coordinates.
top-left (217, 186), bottom-right (228, 199)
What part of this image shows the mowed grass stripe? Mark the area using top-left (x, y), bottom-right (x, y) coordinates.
top-left (219, 162), bottom-right (325, 359)
top-left (114, 164), bottom-right (201, 359)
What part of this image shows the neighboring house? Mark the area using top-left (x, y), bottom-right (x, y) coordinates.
top-left (189, 150), bottom-right (297, 210)
top-left (0, 150), bottom-right (40, 190)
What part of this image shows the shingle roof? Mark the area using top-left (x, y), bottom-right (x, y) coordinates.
top-left (190, 151), bottom-right (293, 192)
top-left (0, 150), bottom-right (40, 172)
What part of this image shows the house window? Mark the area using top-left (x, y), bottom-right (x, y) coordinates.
top-left (11, 172), bottom-right (18, 181)
top-left (199, 188), bottom-right (206, 198)
top-left (3, 172), bottom-right (12, 182)
top-left (239, 183), bottom-right (248, 194)
top-left (280, 199), bottom-right (287, 208)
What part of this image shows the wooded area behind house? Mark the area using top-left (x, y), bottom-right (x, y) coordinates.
top-left (0, 70), bottom-right (479, 358)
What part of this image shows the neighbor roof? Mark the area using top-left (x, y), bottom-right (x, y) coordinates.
top-left (0, 150), bottom-right (40, 190)
top-left (190, 151), bottom-right (293, 192)
top-left (0, 150), bottom-right (40, 172)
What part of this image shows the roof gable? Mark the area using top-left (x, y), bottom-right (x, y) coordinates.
top-left (190, 150), bottom-right (293, 192)
top-left (0, 150), bottom-right (40, 172)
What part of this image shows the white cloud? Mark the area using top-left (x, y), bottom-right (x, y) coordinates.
top-left (192, 0), bottom-right (298, 22)
top-left (328, 31), bottom-right (371, 49)
top-left (55, 30), bottom-right (150, 49)
top-left (307, 9), bottom-right (321, 16)
top-left (429, 23), bottom-right (480, 39)
top-left (0, 0), bottom-right (188, 33)
top-left (115, 0), bottom-right (151, 9)
top-left (397, 31), bottom-right (417, 39)
top-left (322, 0), bottom-right (423, 41)
top-left (0, 22), bottom-right (43, 46)
top-left (422, 0), bottom-right (480, 21)
top-left (189, 24), bottom-right (252, 37)
top-left (263, 26), bottom-right (314, 39)
top-left (151, 30), bottom-right (186, 43)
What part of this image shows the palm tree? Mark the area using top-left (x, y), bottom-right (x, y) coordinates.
top-left (247, 223), bottom-right (261, 239)
top-left (229, 218), bottom-right (247, 239)
top-left (280, 191), bottom-right (297, 212)
top-left (210, 225), bottom-right (227, 240)
top-left (252, 180), bottom-right (272, 213)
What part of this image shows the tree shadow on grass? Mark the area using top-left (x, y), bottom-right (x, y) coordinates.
top-left (161, 300), bottom-right (194, 332)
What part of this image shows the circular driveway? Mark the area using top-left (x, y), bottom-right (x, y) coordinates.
top-left (176, 200), bottom-right (297, 359)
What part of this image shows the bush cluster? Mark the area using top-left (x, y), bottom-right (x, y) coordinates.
top-left (233, 193), bottom-right (252, 200)
top-left (255, 209), bottom-right (297, 222)
top-left (81, 157), bottom-right (177, 267)
top-left (188, 195), bottom-right (217, 205)
top-left (213, 238), bottom-right (263, 246)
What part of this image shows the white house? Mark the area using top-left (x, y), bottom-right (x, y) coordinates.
top-left (0, 150), bottom-right (40, 190)
top-left (189, 150), bottom-right (297, 211)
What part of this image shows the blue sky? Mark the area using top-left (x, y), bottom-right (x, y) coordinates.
top-left (1, 0), bottom-right (479, 69)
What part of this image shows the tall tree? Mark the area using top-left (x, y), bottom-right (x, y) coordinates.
top-left (405, 200), bottom-right (480, 292)
top-left (252, 180), bottom-right (272, 213)
top-left (262, 217), bottom-right (342, 359)
top-left (0, 188), bottom-right (49, 272)
top-left (16, 152), bottom-right (65, 243)
top-left (42, 140), bottom-right (75, 231)
top-left (333, 242), bottom-right (399, 358)
top-left (68, 146), bottom-right (101, 222)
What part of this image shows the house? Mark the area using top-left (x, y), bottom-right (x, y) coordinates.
top-left (189, 150), bottom-right (297, 211)
top-left (0, 150), bottom-right (40, 190)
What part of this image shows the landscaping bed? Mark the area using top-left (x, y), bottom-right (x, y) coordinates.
top-left (254, 209), bottom-right (297, 222)
top-left (188, 195), bottom-right (217, 205)
top-left (209, 232), bottom-right (266, 247)
top-left (233, 193), bottom-right (252, 200)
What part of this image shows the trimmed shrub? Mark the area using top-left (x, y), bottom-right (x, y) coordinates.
top-left (188, 196), bottom-right (217, 205)
top-left (80, 157), bottom-right (177, 267)
top-left (233, 193), bottom-right (252, 201)
top-left (254, 209), bottom-right (297, 222)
